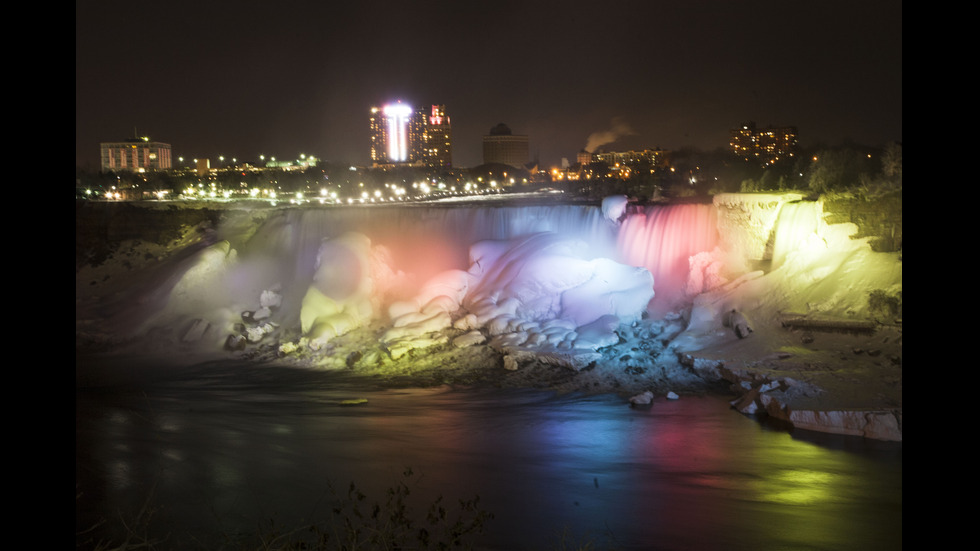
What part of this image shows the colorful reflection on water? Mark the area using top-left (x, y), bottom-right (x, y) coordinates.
top-left (76, 364), bottom-right (901, 551)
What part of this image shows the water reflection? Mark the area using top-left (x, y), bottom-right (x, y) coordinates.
top-left (76, 364), bottom-right (901, 550)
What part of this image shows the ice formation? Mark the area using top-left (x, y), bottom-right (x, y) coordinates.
top-left (601, 195), bottom-right (629, 223)
top-left (300, 232), bottom-right (377, 349)
top-left (385, 232), bottom-right (654, 362)
top-left (81, 194), bottom-right (901, 379)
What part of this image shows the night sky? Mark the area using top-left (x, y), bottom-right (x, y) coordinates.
top-left (75, 1), bottom-right (902, 170)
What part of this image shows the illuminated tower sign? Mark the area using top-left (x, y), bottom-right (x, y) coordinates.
top-left (370, 101), bottom-right (423, 166)
top-left (384, 102), bottom-right (413, 162)
top-left (424, 105), bottom-right (452, 168)
top-left (429, 105), bottom-right (444, 126)
top-left (369, 101), bottom-right (452, 168)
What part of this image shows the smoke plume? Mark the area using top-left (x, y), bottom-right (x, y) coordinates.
top-left (585, 117), bottom-right (635, 153)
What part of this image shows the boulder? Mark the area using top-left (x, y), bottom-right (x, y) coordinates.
top-left (724, 309), bottom-right (753, 338)
top-left (629, 390), bottom-right (654, 406)
top-left (453, 330), bottom-right (486, 348)
top-left (788, 410), bottom-right (902, 441)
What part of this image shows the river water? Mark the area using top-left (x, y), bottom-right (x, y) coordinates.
top-left (75, 361), bottom-right (901, 550)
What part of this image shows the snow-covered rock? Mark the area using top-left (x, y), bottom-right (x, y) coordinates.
top-left (246, 323), bottom-right (276, 343)
top-left (299, 233), bottom-right (382, 346)
top-left (629, 390), bottom-right (654, 406)
top-left (724, 309), bottom-right (753, 338)
top-left (573, 314), bottom-right (621, 350)
top-left (225, 334), bottom-right (246, 350)
top-left (601, 195), bottom-right (629, 223)
top-left (788, 410), bottom-right (902, 441)
top-left (260, 288), bottom-right (282, 309)
top-left (464, 232), bottom-right (654, 328)
top-left (453, 330), bottom-right (486, 348)
top-left (382, 231), bottom-right (655, 365)
top-left (386, 334), bottom-right (449, 360)
top-left (382, 311), bottom-right (452, 343)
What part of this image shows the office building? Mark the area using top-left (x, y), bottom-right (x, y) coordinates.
top-left (100, 137), bottom-right (172, 172)
top-left (589, 148), bottom-right (668, 168)
top-left (482, 123), bottom-right (529, 169)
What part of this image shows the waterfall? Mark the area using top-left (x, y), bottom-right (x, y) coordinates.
top-left (616, 203), bottom-right (720, 313)
top-left (234, 202), bottom-right (720, 312)
top-left (770, 201), bottom-right (820, 269)
top-left (77, 200), bottom-right (768, 354)
top-left (77, 195), bottom-right (902, 379)
top-left (235, 205), bottom-right (617, 291)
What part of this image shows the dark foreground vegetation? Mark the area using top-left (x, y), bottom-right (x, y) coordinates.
top-left (77, 468), bottom-right (499, 551)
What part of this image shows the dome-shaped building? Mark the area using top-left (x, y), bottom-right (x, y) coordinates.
top-left (482, 123), bottom-right (529, 169)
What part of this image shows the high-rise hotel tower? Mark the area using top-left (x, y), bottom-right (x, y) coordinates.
top-left (370, 102), bottom-right (452, 168)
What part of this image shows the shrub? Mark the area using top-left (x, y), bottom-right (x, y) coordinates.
top-left (868, 290), bottom-right (901, 319)
top-left (79, 469), bottom-right (494, 551)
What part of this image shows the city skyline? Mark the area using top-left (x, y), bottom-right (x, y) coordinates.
top-left (76, 1), bottom-right (902, 170)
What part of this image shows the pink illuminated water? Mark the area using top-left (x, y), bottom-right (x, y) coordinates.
top-left (616, 204), bottom-right (720, 314)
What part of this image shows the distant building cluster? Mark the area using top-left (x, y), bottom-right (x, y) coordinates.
top-left (100, 137), bottom-right (172, 172)
top-left (555, 147), bottom-right (669, 181)
top-left (95, 118), bottom-right (803, 178)
top-left (482, 123), bottom-right (529, 169)
top-left (369, 102), bottom-right (453, 169)
top-left (584, 148), bottom-right (668, 169)
top-left (730, 122), bottom-right (799, 165)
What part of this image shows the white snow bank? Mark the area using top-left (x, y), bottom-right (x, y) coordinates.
top-left (387, 232), bottom-right (654, 358)
top-left (463, 233), bottom-right (653, 327)
top-left (601, 195), bottom-right (629, 223)
top-left (672, 202), bottom-right (902, 355)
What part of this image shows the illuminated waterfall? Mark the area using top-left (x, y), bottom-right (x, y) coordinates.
top-left (616, 204), bottom-right (720, 313)
top-left (770, 201), bottom-right (821, 269)
top-left (238, 202), bottom-right (720, 310)
top-left (245, 204), bottom-right (618, 280)
top-left (115, 203), bottom-right (729, 342)
top-left (85, 196), bottom-right (901, 359)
